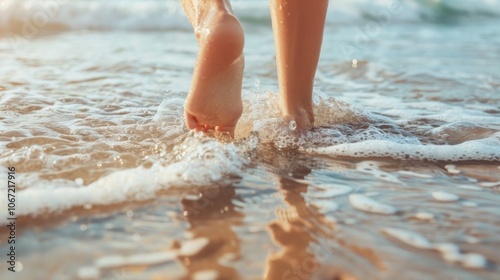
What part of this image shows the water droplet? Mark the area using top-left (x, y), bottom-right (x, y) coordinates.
top-left (352, 59), bottom-right (358, 68)
top-left (289, 120), bottom-right (297, 131)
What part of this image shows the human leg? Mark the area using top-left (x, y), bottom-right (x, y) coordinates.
top-left (269, 0), bottom-right (328, 130)
top-left (181, 0), bottom-right (245, 137)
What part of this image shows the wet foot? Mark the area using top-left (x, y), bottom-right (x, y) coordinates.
top-left (279, 100), bottom-right (314, 132)
top-left (184, 9), bottom-right (244, 138)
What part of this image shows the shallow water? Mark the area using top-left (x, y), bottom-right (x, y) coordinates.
top-left (1, 0), bottom-right (500, 279)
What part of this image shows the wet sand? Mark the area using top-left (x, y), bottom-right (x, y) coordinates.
top-left (1, 152), bottom-right (499, 280)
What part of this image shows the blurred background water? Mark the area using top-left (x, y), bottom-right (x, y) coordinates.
top-left (0, 0), bottom-right (500, 279)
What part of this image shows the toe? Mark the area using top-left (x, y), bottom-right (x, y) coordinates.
top-left (185, 112), bottom-right (198, 130)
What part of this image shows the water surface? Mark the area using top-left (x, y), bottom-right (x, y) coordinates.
top-left (1, 0), bottom-right (500, 279)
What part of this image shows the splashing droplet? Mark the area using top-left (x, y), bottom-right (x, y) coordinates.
top-left (352, 59), bottom-right (358, 68)
top-left (289, 120), bottom-right (297, 131)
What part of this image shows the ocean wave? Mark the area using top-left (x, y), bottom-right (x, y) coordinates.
top-left (0, 0), bottom-right (499, 35)
top-left (0, 133), bottom-right (253, 223)
top-left (1, 89), bottom-right (499, 221)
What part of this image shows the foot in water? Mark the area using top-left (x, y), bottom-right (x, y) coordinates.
top-left (183, 2), bottom-right (244, 138)
top-left (278, 98), bottom-right (315, 132)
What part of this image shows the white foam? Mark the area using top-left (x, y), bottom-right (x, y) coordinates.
top-left (309, 137), bottom-right (500, 162)
top-left (349, 194), bottom-right (396, 215)
top-left (0, 135), bottom-right (250, 223)
top-left (432, 191), bottom-right (459, 202)
top-left (237, 91), bottom-right (500, 162)
top-left (1, 71), bottom-right (498, 222)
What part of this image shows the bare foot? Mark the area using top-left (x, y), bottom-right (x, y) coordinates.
top-left (184, 9), bottom-right (244, 138)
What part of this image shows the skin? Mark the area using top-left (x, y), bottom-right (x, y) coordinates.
top-left (181, 0), bottom-right (328, 136)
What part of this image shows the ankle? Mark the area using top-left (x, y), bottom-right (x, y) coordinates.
top-left (279, 102), bottom-right (314, 131)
